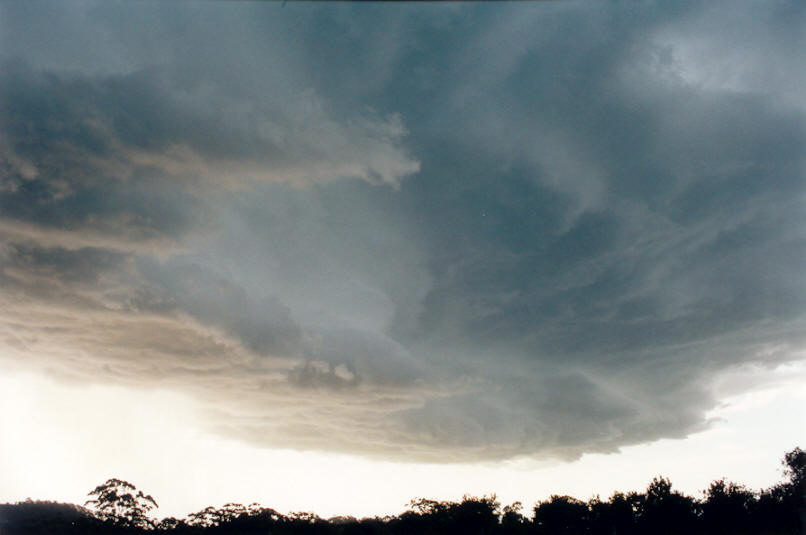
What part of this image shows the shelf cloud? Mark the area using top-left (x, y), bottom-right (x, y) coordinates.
top-left (1, 0), bottom-right (804, 462)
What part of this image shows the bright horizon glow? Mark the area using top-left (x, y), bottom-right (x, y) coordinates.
top-left (1, 362), bottom-right (803, 520)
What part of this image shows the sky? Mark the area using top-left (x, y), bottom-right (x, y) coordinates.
top-left (1, 0), bottom-right (805, 521)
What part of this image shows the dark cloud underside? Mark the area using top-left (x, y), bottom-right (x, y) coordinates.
top-left (1, 0), bottom-right (804, 462)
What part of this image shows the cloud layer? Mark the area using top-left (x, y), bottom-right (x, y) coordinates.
top-left (1, 1), bottom-right (804, 462)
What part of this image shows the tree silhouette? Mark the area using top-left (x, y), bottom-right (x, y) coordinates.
top-left (3, 448), bottom-right (803, 535)
top-left (85, 478), bottom-right (158, 529)
top-left (532, 495), bottom-right (588, 535)
top-left (448, 495), bottom-right (500, 535)
top-left (638, 476), bottom-right (697, 535)
top-left (753, 447), bottom-right (806, 535)
top-left (782, 447), bottom-right (806, 492)
top-left (701, 479), bottom-right (755, 535)
top-left (588, 492), bottom-right (639, 535)
top-left (500, 501), bottom-right (528, 535)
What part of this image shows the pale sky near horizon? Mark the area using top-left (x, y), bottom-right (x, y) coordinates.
top-left (1, 0), bottom-right (805, 520)
top-left (1, 363), bottom-right (804, 519)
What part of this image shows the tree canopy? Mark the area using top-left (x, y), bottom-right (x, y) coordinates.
top-left (84, 478), bottom-right (159, 529)
top-left (2, 448), bottom-right (803, 535)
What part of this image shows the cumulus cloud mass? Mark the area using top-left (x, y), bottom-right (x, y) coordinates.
top-left (1, 1), bottom-right (804, 462)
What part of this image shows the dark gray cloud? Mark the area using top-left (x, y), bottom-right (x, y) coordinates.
top-left (134, 257), bottom-right (302, 356)
top-left (1, 0), bottom-right (804, 462)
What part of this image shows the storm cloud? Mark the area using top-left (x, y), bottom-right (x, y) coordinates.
top-left (1, 1), bottom-right (804, 462)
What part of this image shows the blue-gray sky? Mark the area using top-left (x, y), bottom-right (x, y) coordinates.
top-left (1, 0), bottom-right (804, 493)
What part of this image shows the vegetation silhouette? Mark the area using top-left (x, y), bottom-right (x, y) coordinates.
top-left (85, 479), bottom-right (159, 529)
top-left (1, 447), bottom-right (803, 535)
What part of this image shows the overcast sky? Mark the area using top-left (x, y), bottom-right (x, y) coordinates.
top-left (1, 0), bottom-right (804, 518)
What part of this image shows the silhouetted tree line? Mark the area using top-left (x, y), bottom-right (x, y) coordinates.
top-left (1, 448), bottom-right (803, 535)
